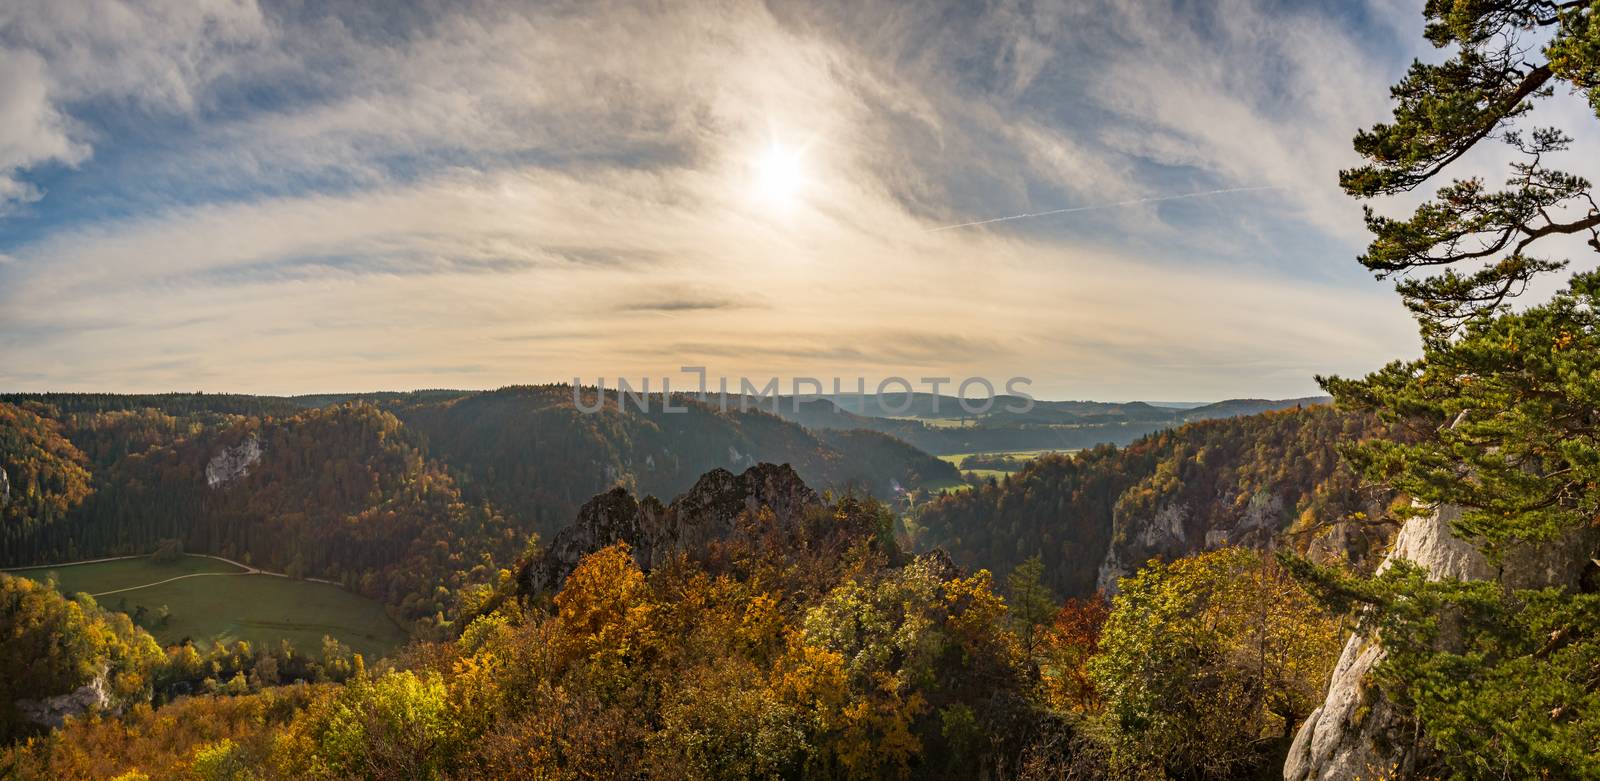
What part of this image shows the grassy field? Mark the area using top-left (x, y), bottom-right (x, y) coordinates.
top-left (932, 449), bottom-right (1080, 484)
top-left (937, 449), bottom-right (1077, 468)
top-left (916, 476), bottom-right (973, 494)
top-left (7, 555), bottom-right (244, 593)
top-left (6, 556), bottom-right (408, 659)
top-left (959, 468), bottom-right (1013, 481)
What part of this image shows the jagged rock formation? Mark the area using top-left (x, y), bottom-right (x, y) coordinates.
top-left (912, 547), bottom-right (963, 582)
top-left (14, 673), bottom-right (109, 729)
top-left (1096, 491), bottom-right (1298, 594)
top-left (205, 434), bottom-right (262, 487)
top-left (522, 462), bottom-right (822, 594)
top-left (1284, 505), bottom-right (1600, 780)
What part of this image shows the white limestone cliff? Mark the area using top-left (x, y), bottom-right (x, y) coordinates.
top-left (1285, 504), bottom-right (1598, 779)
top-left (205, 435), bottom-right (262, 487)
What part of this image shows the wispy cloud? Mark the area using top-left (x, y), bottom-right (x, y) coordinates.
top-left (0, 0), bottom-right (1444, 398)
top-left (927, 186), bottom-right (1286, 232)
top-left (619, 298), bottom-right (752, 314)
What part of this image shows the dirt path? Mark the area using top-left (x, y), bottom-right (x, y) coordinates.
top-left (89, 570), bottom-right (245, 597)
top-left (3, 553), bottom-right (344, 596)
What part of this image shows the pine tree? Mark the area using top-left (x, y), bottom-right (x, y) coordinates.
top-left (1300, 1), bottom-right (1600, 776)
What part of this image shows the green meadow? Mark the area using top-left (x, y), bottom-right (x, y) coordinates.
top-left (938, 449), bottom-right (1077, 467)
top-left (6, 555), bottom-right (408, 660)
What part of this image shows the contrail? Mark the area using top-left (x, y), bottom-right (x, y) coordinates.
top-left (927, 185), bottom-right (1284, 232)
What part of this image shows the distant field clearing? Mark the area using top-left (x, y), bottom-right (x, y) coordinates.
top-left (939, 449), bottom-right (1078, 467)
top-left (5, 555), bottom-right (408, 660)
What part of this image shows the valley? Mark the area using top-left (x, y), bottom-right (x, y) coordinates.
top-left (4, 555), bottom-right (406, 659)
top-left (0, 387), bottom-right (1326, 660)
top-left (5, 1), bottom-right (1597, 776)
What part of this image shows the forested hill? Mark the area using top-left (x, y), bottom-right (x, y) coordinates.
top-left (0, 400), bottom-right (522, 631)
top-left (0, 388), bottom-right (1360, 630)
top-left (768, 393), bottom-right (1331, 454)
top-left (378, 385), bottom-right (959, 538)
top-left (910, 405), bottom-right (1397, 598)
top-left (1, 387), bottom-right (960, 539)
top-left (0, 389), bottom-right (958, 627)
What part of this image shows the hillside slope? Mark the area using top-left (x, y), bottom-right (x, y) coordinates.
top-left (911, 405), bottom-right (1395, 598)
top-left (383, 385), bottom-right (959, 538)
top-left (3, 401), bottom-right (523, 630)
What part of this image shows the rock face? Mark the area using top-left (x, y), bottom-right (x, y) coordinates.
top-left (205, 435), bottom-right (262, 487)
top-left (1094, 549), bottom-right (1126, 594)
top-left (1096, 491), bottom-right (1290, 595)
top-left (0, 464), bottom-right (9, 506)
top-left (522, 462), bottom-right (822, 594)
top-left (14, 673), bottom-right (109, 729)
top-left (1284, 504), bottom-right (1600, 780)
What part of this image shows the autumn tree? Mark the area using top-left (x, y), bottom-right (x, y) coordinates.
top-left (1089, 549), bottom-right (1341, 779)
top-left (1036, 597), bottom-right (1109, 714)
top-left (274, 669), bottom-right (455, 780)
top-left (0, 403), bottom-right (93, 562)
top-left (0, 575), bottom-right (164, 743)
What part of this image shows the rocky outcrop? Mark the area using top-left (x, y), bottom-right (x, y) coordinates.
top-left (1284, 504), bottom-right (1600, 780)
top-left (1136, 504), bottom-right (1189, 550)
top-left (522, 463), bottom-right (822, 594)
top-left (205, 435), bottom-right (262, 487)
top-left (1095, 548), bottom-right (1126, 594)
top-left (913, 547), bottom-right (964, 582)
top-left (727, 445), bottom-right (756, 469)
top-left (1097, 492), bottom-right (1290, 594)
top-left (0, 464), bottom-right (9, 506)
top-left (14, 673), bottom-right (109, 729)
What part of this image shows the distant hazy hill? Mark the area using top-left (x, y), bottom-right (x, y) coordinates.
top-left (379, 385), bottom-right (958, 536)
top-left (757, 392), bottom-right (1331, 454)
top-left (1178, 396), bottom-right (1329, 421)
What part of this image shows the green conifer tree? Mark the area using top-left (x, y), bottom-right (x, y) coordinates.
top-left (1298, 2), bottom-right (1600, 776)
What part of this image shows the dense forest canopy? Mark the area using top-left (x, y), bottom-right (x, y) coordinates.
top-left (0, 387), bottom-right (963, 634)
top-left (2, 471), bottom-right (1345, 780)
top-left (1, 400), bottom-right (521, 632)
top-left (911, 405), bottom-right (1395, 599)
top-left (0, 404), bottom-right (92, 557)
top-left (385, 385), bottom-right (959, 538)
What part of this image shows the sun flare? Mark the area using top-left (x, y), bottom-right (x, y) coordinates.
top-left (753, 141), bottom-right (806, 204)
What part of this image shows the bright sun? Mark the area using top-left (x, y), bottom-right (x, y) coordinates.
top-left (754, 142), bottom-right (806, 204)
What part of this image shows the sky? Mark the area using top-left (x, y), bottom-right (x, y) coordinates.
top-left (0, 0), bottom-right (1583, 400)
